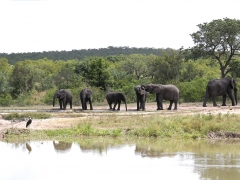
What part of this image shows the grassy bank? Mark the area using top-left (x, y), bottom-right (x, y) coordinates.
top-left (3, 111), bottom-right (240, 141)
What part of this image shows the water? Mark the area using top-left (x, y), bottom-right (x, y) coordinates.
top-left (1, 139), bottom-right (240, 180)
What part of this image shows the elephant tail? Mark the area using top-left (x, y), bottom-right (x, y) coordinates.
top-left (178, 91), bottom-right (181, 105)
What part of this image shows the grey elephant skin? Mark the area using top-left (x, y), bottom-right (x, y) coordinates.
top-left (203, 78), bottom-right (238, 107)
top-left (106, 92), bottom-right (127, 111)
top-left (53, 89), bottom-right (72, 110)
top-left (142, 84), bottom-right (179, 110)
top-left (134, 85), bottom-right (148, 111)
top-left (80, 89), bottom-right (93, 110)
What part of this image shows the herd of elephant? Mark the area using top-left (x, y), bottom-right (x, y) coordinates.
top-left (52, 78), bottom-right (238, 111)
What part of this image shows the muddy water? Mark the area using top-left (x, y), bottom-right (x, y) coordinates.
top-left (1, 138), bottom-right (240, 180)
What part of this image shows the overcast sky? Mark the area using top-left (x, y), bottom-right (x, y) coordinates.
top-left (1, 0), bottom-right (240, 53)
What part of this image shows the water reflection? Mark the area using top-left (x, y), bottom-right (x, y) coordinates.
top-left (53, 141), bottom-right (72, 152)
top-left (1, 138), bottom-right (240, 180)
top-left (26, 143), bottom-right (32, 154)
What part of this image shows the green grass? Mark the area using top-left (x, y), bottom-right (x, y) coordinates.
top-left (2, 112), bottom-right (51, 120)
top-left (4, 112), bottom-right (240, 141)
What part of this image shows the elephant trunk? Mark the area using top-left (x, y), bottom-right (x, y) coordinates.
top-left (234, 89), bottom-right (238, 105)
top-left (53, 97), bottom-right (56, 107)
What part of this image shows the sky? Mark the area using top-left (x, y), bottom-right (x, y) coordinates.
top-left (1, 0), bottom-right (240, 54)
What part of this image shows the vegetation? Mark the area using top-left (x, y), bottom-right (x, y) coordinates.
top-left (0, 46), bottom-right (173, 65)
top-left (0, 51), bottom-right (234, 107)
top-left (183, 18), bottom-right (240, 78)
top-left (4, 112), bottom-right (240, 140)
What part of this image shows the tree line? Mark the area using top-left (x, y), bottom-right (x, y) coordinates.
top-left (0, 46), bottom-right (174, 65)
top-left (1, 52), bottom-right (238, 107)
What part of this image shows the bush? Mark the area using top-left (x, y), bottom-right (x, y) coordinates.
top-left (179, 78), bottom-right (208, 102)
top-left (0, 94), bottom-right (13, 106)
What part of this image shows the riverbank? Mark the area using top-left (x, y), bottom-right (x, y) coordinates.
top-left (1, 103), bottom-right (240, 141)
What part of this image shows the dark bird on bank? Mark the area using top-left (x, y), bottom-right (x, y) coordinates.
top-left (26, 116), bottom-right (32, 128)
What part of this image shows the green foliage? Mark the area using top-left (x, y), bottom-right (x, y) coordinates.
top-left (0, 46), bottom-right (240, 106)
top-left (43, 88), bottom-right (58, 105)
top-left (189, 18), bottom-right (240, 78)
top-left (0, 94), bottom-right (13, 106)
top-left (86, 58), bottom-right (113, 90)
top-left (179, 78), bottom-right (208, 102)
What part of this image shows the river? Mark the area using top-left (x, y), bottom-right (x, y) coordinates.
top-left (1, 138), bottom-right (240, 180)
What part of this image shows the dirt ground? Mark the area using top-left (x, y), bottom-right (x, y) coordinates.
top-left (1, 102), bottom-right (240, 137)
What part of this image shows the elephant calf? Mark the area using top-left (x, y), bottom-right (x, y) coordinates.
top-left (106, 92), bottom-right (127, 111)
top-left (134, 85), bottom-right (148, 111)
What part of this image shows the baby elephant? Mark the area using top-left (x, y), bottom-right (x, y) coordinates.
top-left (106, 92), bottom-right (127, 111)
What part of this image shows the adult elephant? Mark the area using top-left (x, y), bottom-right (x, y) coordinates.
top-left (80, 89), bottom-right (93, 110)
top-left (141, 84), bottom-right (180, 110)
top-left (53, 89), bottom-right (72, 110)
top-left (106, 92), bottom-right (127, 111)
top-left (134, 85), bottom-right (148, 111)
top-left (203, 78), bottom-right (238, 107)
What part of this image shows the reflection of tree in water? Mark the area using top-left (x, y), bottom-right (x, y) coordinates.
top-left (26, 143), bottom-right (32, 154)
top-left (178, 140), bottom-right (240, 180)
top-left (79, 143), bottom-right (113, 154)
top-left (193, 153), bottom-right (240, 180)
top-left (53, 141), bottom-right (72, 152)
top-left (135, 139), bottom-right (240, 179)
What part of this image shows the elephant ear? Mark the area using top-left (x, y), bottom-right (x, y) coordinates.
top-left (151, 85), bottom-right (162, 94)
top-left (60, 90), bottom-right (66, 99)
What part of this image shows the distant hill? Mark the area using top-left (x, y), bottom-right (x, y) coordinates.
top-left (0, 46), bottom-right (176, 64)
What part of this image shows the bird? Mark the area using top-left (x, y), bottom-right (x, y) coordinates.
top-left (26, 116), bottom-right (32, 128)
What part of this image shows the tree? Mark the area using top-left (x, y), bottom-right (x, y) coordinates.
top-left (0, 58), bottom-right (12, 95)
top-left (86, 58), bottom-right (112, 91)
top-left (189, 18), bottom-right (240, 78)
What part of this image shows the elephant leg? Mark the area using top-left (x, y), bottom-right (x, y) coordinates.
top-left (141, 100), bottom-right (146, 111)
top-left (167, 101), bottom-right (173, 110)
top-left (212, 96), bottom-right (218, 107)
top-left (59, 99), bottom-right (63, 109)
top-left (156, 95), bottom-right (161, 110)
top-left (136, 97), bottom-right (140, 111)
top-left (140, 96), bottom-right (144, 110)
top-left (113, 101), bottom-right (118, 110)
top-left (222, 94), bottom-right (227, 106)
top-left (157, 96), bottom-right (163, 110)
top-left (70, 101), bottom-right (72, 109)
top-left (108, 102), bottom-right (113, 110)
top-left (117, 101), bottom-right (121, 110)
top-left (173, 101), bottom-right (178, 110)
top-left (89, 100), bottom-right (93, 110)
top-left (227, 92), bottom-right (235, 106)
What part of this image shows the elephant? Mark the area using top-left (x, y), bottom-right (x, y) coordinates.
top-left (53, 89), bottom-right (72, 110)
top-left (141, 84), bottom-right (180, 110)
top-left (80, 89), bottom-right (93, 110)
top-left (203, 78), bottom-right (238, 107)
top-left (134, 85), bottom-right (148, 111)
top-left (106, 92), bottom-right (127, 111)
